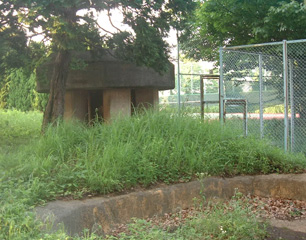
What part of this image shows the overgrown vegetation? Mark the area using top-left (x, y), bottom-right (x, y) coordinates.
top-left (0, 68), bottom-right (48, 111)
top-left (1, 109), bottom-right (305, 239)
top-left (0, 109), bottom-right (42, 145)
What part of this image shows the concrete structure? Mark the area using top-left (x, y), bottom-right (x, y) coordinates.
top-left (36, 173), bottom-right (306, 237)
top-left (36, 52), bottom-right (174, 122)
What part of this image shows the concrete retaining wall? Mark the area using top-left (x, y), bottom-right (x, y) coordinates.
top-left (35, 173), bottom-right (306, 237)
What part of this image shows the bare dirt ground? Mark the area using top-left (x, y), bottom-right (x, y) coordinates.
top-left (108, 195), bottom-right (306, 239)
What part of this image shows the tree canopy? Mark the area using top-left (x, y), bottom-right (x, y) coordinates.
top-left (1, 0), bottom-right (195, 72)
top-left (181, 0), bottom-right (306, 61)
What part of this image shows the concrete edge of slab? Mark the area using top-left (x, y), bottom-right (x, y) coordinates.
top-left (269, 219), bottom-right (306, 234)
top-left (35, 173), bottom-right (306, 236)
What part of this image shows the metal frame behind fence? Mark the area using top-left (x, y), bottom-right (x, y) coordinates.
top-left (200, 74), bottom-right (220, 120)
top-left (289, 59), bottom-right (295, 152)
top-left (223, 99), bottom-right (248, 137)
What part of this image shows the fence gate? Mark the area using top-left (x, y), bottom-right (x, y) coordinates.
top-left (200, 74), bottom-right (220, 119)
top-left (220, 39), bottom-right (306, 153)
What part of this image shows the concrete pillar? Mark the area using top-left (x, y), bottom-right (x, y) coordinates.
top-left (134, 88), bottom-right (159, 110)
top-left (103, 88), bottom-right (131, 122)
top-left (64, 90), bottom-right (88, 121)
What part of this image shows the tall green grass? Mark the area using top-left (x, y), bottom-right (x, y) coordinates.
top-left (4, 110), bottom-right (305, 196)
top-left (1, 109), bottom-right (305, 239)
top-left (2, 110), bottom-right (306, 196)
top-left (0, 109), bottom-right (42, 146)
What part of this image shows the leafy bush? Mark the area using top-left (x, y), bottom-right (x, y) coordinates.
top-left (255, 104), bottom-right (286, 114)
top-left (0, 68), bottom-right (48, 111)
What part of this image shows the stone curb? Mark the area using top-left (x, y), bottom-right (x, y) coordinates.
top-left (35, 173), bottom-right (306, 236)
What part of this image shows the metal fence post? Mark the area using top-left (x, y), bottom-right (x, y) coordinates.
top-left (289, 59), bottom-right (295, 151)
top-left (219, 47), bottom-right (224, 124)
top-left (177, 31), bottom-right (181, 112)
top-left (200, 76), bottom-right (204, 120)
top-left (283, 40), bottom-right (289, 152)
top-left (259, 53), bottom-right (264, 138)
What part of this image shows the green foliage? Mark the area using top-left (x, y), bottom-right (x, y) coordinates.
top-left (0, 68), bottom-right (48, 111)
top-left (2, 0), bottom-right (196, 74)
top-left (0, 80), bottom-right (9, 108)
top-left (110, 23), bottom-right (171, 73)
top-left (255, 104), bottom-right (285, 114)
top-left (176, 195), bottom-right (267, 240)
top-left (0, 39), bottom-right (48, 112)
top-left (0, 110), bottom-right (65, 239)
top-left (0, 177), bottom-right (58, 240)
top-left (2, 110), bottom-right (306, 197)
top-left (6, 69), bottom-right (34, 111)
top-left (1, 109), bottom-right (305, 239)
top-left (255, 1), bottom-right (306, 42)
top-left (2, 0), bottom-right (196, 125)
top-left (181, 0), bottom-right (306, 61)
top-left (0, 22), bottom-right (28, 74)
top-left (180, 0), bottom-right (306, 123)
top-left (0, 110), bottom-right (42, 146)
top-left (36, 113), bottom-right (305, 193)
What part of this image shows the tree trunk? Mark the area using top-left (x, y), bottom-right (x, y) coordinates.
top-left (42, 50), bottom-right (71, 132)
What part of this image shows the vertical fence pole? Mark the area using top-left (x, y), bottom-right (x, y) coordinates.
top-left (200, 76), bottom-right (204, 120)
top-left (245, 100), bottom-right (248, 136)
top-left (289, 59), bottom-right (295, 151)
top-left (283, 40), bottom-right (289, 152)
top-left (191, 64), bottom-right (193, 92)
top-left (177, 31), bottom-right (181, 113)
top-left (259, 54), bottom-right (264, 138)
top-left (219, 47), bottom-right (224, 124)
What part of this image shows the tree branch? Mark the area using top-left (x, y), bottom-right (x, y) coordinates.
top-left (107, 8), bottom-right (122, 33)
top-left (78, 15), bottom-right (114, 35)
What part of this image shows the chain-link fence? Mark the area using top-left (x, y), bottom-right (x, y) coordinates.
top-left (220, 39), bottom-right (306, 153)
top-left (159, 74), bottom-right (202, 111)
top-left (159, 73), bottom-right (219, 118)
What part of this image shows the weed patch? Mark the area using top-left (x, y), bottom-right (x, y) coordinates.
top-left (106, 193), bottom-right (267, 240)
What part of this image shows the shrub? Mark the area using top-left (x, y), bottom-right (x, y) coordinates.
top-left (0, 68), bottom-right (48, 111)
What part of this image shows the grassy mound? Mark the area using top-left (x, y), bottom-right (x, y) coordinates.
top-left (0, 109), bottom-right (305, 239)
top-left (23, 111), bottom-right (306, 192)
